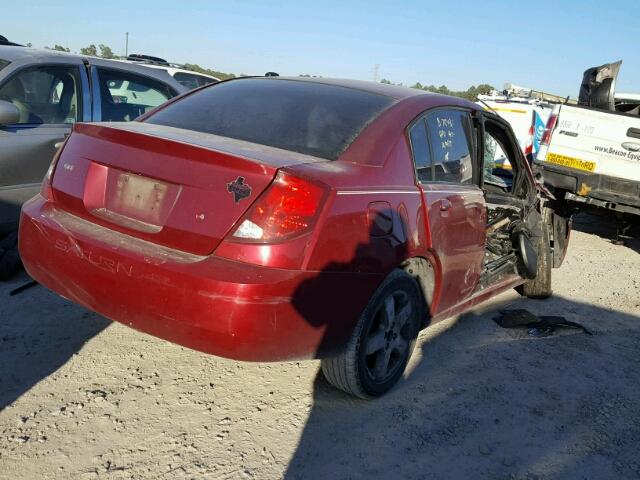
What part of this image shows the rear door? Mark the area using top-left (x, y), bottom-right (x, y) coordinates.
top-left (89, 65), bottom-right (178, 122)
top-left (538, 105), bottom-right (640, 183)
top-left (408, 108), bottom-right (486, 314)
top-left (0, 60), bottom-right (90, 223)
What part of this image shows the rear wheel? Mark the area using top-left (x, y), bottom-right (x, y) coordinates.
top-left (321, 270), bottom-right (423, 399)
top-left (516, 206), bottom-right (552, 299)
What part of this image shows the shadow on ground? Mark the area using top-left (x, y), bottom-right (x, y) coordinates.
top-left (0, 273), bottom-right (110, 410)
top-left (2, 206), bottom-right (639, 478)
top-left (281, 209), bottom-right (640, 479)
top-left (572, 211), bottom-right (640, 253)
top-left (0, 198), bottom-right (24, 280)
top-left (285, 295), bottom-right (640, 480)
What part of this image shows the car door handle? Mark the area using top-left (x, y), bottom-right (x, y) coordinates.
top-left (440, 199), bottom-right (452, 211)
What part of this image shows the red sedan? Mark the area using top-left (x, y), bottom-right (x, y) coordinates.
top-left (19, 77), bottom-right (571, 398)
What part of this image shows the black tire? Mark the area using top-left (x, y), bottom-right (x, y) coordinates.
top-left (516, 206), bottom-right (552, 299)
top-left (0, 248), bottom-right (22, 281)
top-left (0, 228), bottom-right (22, 281)
top-left (321, 269), bottom-right (423, 399)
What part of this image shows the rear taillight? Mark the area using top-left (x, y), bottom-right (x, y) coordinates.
top-left (540, 114), bottom-right (558, 146)
top-left (40, 137), bottom-right (69, 200)
top-left (231, 171), bottom-right (326, 243)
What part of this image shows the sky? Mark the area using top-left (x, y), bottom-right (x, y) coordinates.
top-left (4, 0), bottom-right (638, 97)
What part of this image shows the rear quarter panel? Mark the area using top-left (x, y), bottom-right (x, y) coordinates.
top-left (292, 136), bottom-right (428, 274)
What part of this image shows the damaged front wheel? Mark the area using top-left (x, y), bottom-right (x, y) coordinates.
top-left (516, 206), bottom-right (553, 299)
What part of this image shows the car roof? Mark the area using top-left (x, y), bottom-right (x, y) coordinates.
top-left (163, 66), bottom-right (220, 81)
top-left (236, 76), bottom-right (478, 108)
top-left (0, 46), bottom-right (188, 92)
top-left (259, 76), bottom-right (437, 101)
top-left (122, 62), bottom-right (220, 81)
top-left (0, 45), bottom-right (93, 62)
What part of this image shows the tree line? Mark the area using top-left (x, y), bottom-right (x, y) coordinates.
top-left (381, 79), bottom-right (494, 101)
top-left (40, 44), bottom-right (493, 100)
top-left (43, 43), bottom-right (236, 80)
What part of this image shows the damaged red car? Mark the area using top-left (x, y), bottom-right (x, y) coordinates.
top-left (19, 77), bottom-right (571, 398)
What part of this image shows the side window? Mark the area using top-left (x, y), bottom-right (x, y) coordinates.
top-left (0, 65), bottom-right (82, 124)
top-left (194, 74), bottom-right (217, 86)
top-left (173, 72), bottom-right (200, 90)
top-left (426, 110), bottom-right (474, 184)
top-left (408, 119), bottom-right (432, 183)
top-left (97, 68), bottom-right (176, 122)
top-left (174, 72), bottom-right (218, 90)
top-left (483, 122), bottom-right (519, 193)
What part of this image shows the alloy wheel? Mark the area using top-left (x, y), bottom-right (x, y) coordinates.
top-left (362, 290), bottom-right (413, 384)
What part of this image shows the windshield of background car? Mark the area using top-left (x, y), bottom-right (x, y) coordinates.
top-left (146, 78), bottom-right (394, 160)
top-left (0, 59), bottom-right (9, 71)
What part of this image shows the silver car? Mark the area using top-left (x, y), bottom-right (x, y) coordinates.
top-left (0, 45), bottom-right (187, 226)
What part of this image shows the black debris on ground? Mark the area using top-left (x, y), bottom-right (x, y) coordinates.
top-left (494, 309), bottom-right (593, 336)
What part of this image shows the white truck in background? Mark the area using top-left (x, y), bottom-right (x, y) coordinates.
top-left (477, 85), bottom-right (567, 166)
top-left (533, 61), bottom-right (640, 240)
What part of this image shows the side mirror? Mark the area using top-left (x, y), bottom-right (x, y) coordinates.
top-left (0, 100), bottom-right (20, 125)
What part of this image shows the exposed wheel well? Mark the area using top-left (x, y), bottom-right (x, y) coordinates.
top-left (400, 257), bottom-right (435, 328)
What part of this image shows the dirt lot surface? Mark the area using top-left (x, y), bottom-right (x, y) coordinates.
top-left (1, 214), bottom-right (639, 480)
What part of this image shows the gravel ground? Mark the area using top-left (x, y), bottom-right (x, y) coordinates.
top-left (1, 213), bottom-right (639, 480)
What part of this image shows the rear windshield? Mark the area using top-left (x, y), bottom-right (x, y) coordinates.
top-left (0, 59), bottom-right (9, 72)
top-left (146, 78), bottom-right (394, 160)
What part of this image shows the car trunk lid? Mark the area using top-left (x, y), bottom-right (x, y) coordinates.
top-left (50, 122), bottom-right (326, 255)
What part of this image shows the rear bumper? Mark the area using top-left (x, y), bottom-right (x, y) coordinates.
top-left (19, 196), bottom-right (383, 361)
top-left (534, 161), bottom-right (640, 215)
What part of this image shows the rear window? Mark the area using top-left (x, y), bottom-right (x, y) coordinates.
top-left (0, 59), bottom-right (9, 72)
top-left (146, 78), bottom-right (394, 160)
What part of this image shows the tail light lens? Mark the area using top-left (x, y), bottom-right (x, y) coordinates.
top-left (230, 171), bottom-right (326, 243)
top-left (40, 137), bottom-right (69, 200)
top-left (540, 114), bottom-right (558, 146)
